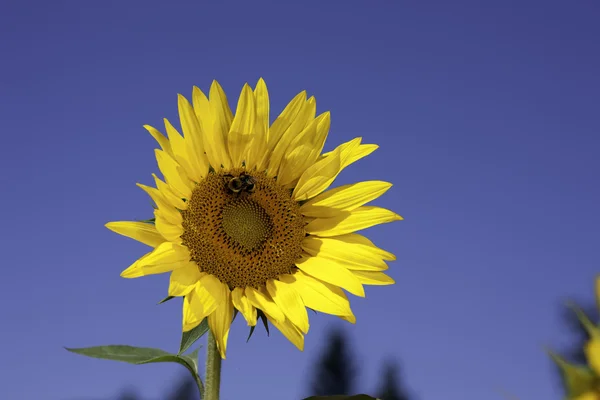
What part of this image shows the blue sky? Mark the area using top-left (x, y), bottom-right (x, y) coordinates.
top-left (1, 1), bottom-right (599, 399)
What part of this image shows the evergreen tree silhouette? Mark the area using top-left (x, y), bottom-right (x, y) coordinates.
top-left (375, 361), bottom-right (411, 400)
top-left (115, 388), bottom-right (140, 400)
top-left (110, 375), bottom-right (198, 400)
top-left (164, 376), bottom-right (199, 400)
top-left (309, 328), bottom-right (356, 396)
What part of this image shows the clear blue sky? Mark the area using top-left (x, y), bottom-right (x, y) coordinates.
top-left (1, 1), bottom-right (599, 399)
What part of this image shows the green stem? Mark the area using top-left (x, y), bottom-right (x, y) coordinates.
top-left (204, 330), bottom-right (222, 400)
top-left (191, 366), bottom-right (204, 399)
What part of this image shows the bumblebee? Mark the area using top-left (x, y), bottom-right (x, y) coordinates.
top-left (224, 173), bottom-right (256, 195)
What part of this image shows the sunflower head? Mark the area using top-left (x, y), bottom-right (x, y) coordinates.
top-left (106, 79), bottom-right (402, 358)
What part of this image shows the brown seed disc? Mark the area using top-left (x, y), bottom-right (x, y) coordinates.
top-left (180, 168), bottom-right (306, 289)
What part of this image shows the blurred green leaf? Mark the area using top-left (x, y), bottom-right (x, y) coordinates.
top-left (65, 345), bottom-right (199, 377)
top-left (548, 349), bottom-right (599, 398)
top-left (568, 300), bottom-right (600, 338)
top-left (179, 318), bottom-right (209, 355)
top-left (303, 395), bottom-right (379, 400)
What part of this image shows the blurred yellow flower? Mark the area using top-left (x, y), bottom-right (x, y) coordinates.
top-left (106, 79), bottom-right (401, 358)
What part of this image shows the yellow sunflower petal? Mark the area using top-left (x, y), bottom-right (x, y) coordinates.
top-left (292, 137), bottom-right (363, 201)
top-left (295, 254), bottom-right (365, 297)
top-left (199, 274), bottom-right (233, 358)
top-left (265, 90), bottom-right (307, 153)
top-left (339, 314), bottom-right (356, 324)
top-left (154, 212), bottom-right (183, 244)
top-left (136, 183), bottom-right (182, 225)
top-left (305, 206), bottom-right (402, 237)
top-left (154, 149), bottom-right (193, 199)
top-left (299, 139), bottom-right (377, 200)
top-left (228, 84), bottom-right (256, 167)
top-left (266, 278), bottom-right (309, 333)
top-left (192, 86), bottom-right (231, 170)
top-left (198, 274), bottom-right (224, 299)
top-left (183, 291), bottom-right (202, 332)
top-left (352, 270), bottom-right (395, 285)
top-left (208, 293), bottom-right (234, 359)
top-left (596, 275), bottom-right (600, 313)
top-left (169, 263), bottom-right (203, 296)
top-left (209, 81), bottom-right (234, 158)
top-left (266, 314), bottom-right (305, 351)
top-left (143, 124), bottom-right (174, 158)
top-left (300, 181), bottom-right (392, 218)
top-left (276, 120), bottom-right (317, 186)
top-left (163, 118), bottom-right (196, 181)
top-left (152, 174), bottom-right (187, 210)
top-left (302, 236), bottom-right (389, 271)
top-left (120, 242), bottom-right (190, 278)
top-left (333, 233), bottom-right (396, 261)
top-left (341, 143), bottom-right (378, 169)
top-left (245, 286), bottom-right (285, 323)
top-left (586, 337), bottom-right (600, 376)
top-left (183, 283), bottom-right (218, 331)
top-left (105, 221), bottom-right (165, 248)
top-left (280, 271), bottom-right (354, 319)
top-left (267, 96), bottom-right (316, 176)
top-left (291, 145), bottom-right (342, 201)
top-left (278, 112), bottom-right (330, 187)
top-left (231, 287), bottom-right (257, 326)
top-left (178, 94), bottom-right (209, 179)
top-left (245, 78), bottom-right (270, 171)
top-left (210, 80), bottom-right (234, 125)
top-left (321, 142), bottom-right (378, 170)
top-left (575, 394), bottom-right (599, 400)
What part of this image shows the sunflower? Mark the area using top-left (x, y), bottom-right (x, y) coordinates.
top-left (578, 337), bottom-right (600, 400)
top-left (106, 79), bottom-right (402, 358)
top-left (571, 278), bottom-right (600, 400)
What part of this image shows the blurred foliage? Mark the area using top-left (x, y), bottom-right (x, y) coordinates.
top-left (82, 326), bottom-right (414, 400)
top-left (375, 361), bottom-right (411, 400)
top-left (560, 300), bottom-right (597, 364)
top-left (309, 328), bottom-right (357, 396)
top-left (306, 327), bottom-right (413, 400)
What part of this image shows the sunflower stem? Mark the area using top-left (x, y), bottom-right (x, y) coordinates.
top-left (204, 330), bottom-right (221, 400)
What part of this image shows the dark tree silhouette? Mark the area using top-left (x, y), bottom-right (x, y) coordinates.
top-left (115, 388), bottom-right (140, 400)
top-left (375, 361), bottom-right (411, 400)
top-left (309, 328), bottom-right (357, 396)
top-left (164, 376), bottom-right (199, 400)
top-left (110, 375), bottom-right (197, 400)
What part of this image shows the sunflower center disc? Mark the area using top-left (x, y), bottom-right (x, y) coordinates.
top-left (221, 200), bottom-right (272, 251)
top-left (180, 168), bottom-right (306, 289)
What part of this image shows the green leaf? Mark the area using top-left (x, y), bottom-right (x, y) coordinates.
top-left (157, 295), bottom-right (176, 304)
top-left (65, 345), bottom-right (199, 376)
top-left (303, 395), bottom-right (379, 400)
top-left (246, 325), bottom-right (256, 343)
top-left (568, 300), bottom-right (600, 338)
top-left (547, 349), bottom-right (599, 398)
top-left (259, 310), bottom-right (269, 336)
top-left (247, 310), bottom-right (270, 342)
top-left (179, 318), bottom-right (209, 355)
top-left (137, 217), bottom-right (156, 224)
